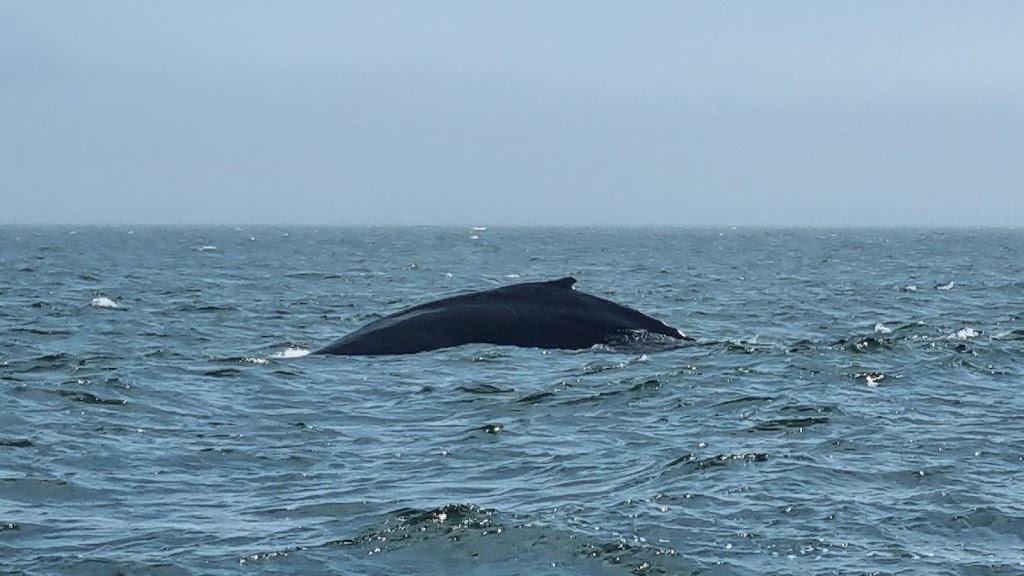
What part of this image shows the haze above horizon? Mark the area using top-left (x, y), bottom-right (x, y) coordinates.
top-left (2, 2), bottom-right (1022, 227)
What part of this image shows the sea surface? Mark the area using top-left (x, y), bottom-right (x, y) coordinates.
top-left (1, 226), bottom-right (1022, 575)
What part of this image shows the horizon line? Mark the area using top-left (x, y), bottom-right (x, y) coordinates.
top-left (2, 222), bottom-right (1022, 231)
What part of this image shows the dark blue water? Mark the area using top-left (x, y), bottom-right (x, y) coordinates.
top-left (2, 226), bottom-right (1022, 575)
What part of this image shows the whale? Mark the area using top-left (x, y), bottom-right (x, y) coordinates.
top-left (314, 277), bottom-right (691, 355)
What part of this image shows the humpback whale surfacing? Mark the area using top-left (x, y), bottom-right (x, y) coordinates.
top-left (315, 277), bottom-right (691, 356)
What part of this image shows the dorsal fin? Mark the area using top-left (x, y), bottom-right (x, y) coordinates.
top-left (546, 276), bottom-right (577, 289)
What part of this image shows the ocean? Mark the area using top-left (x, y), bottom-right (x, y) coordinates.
top-left (1, 226), bottom-right (1022, 575)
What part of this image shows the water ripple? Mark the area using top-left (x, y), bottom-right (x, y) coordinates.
top-left (3, 226), bottom-right (1023, 575)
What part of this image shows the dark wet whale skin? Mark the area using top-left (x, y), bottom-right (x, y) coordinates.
top-left (314, 277), bottom-right (688, 355)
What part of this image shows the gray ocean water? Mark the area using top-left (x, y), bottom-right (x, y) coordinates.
top-left (1, 226), bottom-right (1022, 575)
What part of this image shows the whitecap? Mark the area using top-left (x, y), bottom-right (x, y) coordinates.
top-left (854, 372), bottom-right (885, 386)
top-left (271, 347), bottom-right (311, 359)
top-left (194, 245), bottom-right (218, 252)
top-left (90, 296), bottom-right (119, 309)
top-left (471, 226), bottom-right (487, 231)
top-left (935, 281), bottom-right (955, 291)
top-left (874, 323), bottom-right (892, 334)
top-left (469, 235), bottom-right (480, 240)
top-left (949, 327), bottom-right (981, 340)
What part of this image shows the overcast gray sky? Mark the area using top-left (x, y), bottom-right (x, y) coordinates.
top-left (2, 1), bottom-right (1022, 226)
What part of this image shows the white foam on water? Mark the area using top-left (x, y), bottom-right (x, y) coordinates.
top-left (89, 296), bottom-right (119, 309)
top-left (270, 347), bottom-right (311, 359)
top-left (948, 327), bottom-right (981, 340)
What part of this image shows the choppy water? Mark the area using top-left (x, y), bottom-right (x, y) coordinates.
top-left (1, 226), bottom-right (1023, 575)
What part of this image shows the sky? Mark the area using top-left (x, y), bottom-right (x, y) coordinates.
top-left (2, 1), bottom-right (1022, 226)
